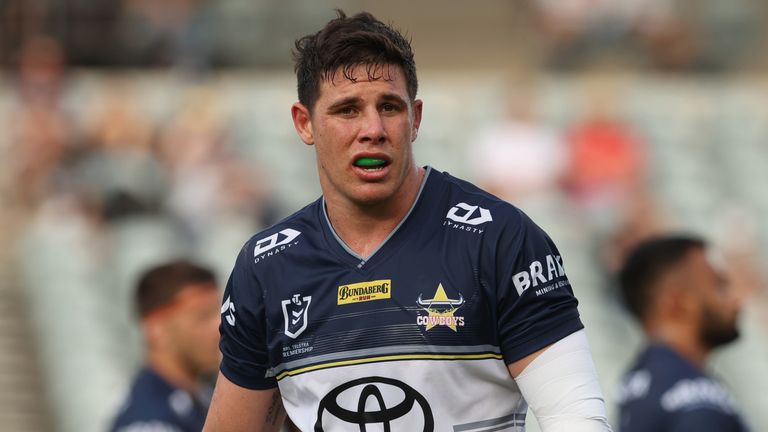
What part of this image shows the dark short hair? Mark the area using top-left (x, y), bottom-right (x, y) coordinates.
top-left (136, 260), bottom-right (216, 318)
top-left (618, 235), bottom-right (706, 322)
top-left (293, 10), bottom-right (418, 111)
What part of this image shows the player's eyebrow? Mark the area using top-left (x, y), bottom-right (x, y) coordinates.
top-left (326, 96), bottom-right (361, 112)
top-left (379, 93), bottom-right (407, 107)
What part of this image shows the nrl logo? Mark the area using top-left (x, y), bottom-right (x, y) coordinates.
top-left (281, 294), bottom-right (312, 339)
top-left (416, 284), bottom-right (465, 331)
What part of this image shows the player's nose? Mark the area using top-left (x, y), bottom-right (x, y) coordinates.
top-left (358, 108), bottom-right (386, 144)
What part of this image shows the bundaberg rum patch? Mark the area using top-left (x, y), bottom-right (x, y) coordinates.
top-left (337, 280), bottom-right (391, 305)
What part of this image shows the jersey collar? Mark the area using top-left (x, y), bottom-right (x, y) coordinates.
top-left (321, 166), bottom-right (433, 269)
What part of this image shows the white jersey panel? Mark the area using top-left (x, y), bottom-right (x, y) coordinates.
top-left (279, 358), bottom-right (528, 431)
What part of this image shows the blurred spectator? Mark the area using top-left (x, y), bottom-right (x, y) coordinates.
top-left (600, 189), bottom-right (665, 281)
top-left (532, 0), bottom-right (680, 70)
top-left (76, 83), bottom-right (167, 221)
top-left (531, 0), bottom-right (760, 72)
top-left (470, 83), bottom-right (566, 218)
top-left (562, 82), bottom-right (647, 230)
top-left (15, 35), bottom-right (66, 101)
top-left (110, 260), bottom-right (220, 432)
top-left (562, 78), bottom-right (662, 293)
top-left (157, 89), bottom-right (274, 244)
top-left (8, 35), bottom-right (75, 208)
top-left (713, 206), bottom-right (766, 301)
top-left (116, 0), bottom-right (214, 71)
top-left (616, 235), bottom-right (749, 431)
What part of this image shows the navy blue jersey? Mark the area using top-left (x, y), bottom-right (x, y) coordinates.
top-left (110, 368), bottom-right (209, 432)
top-left (219, 167), bottom-right (583, 431)
top-left (617, 344), bottom-right (749, 432)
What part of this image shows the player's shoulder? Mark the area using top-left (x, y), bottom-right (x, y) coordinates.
top-left (110, 370), bottom-right (184, 431)
top-left (643, 344), bottom-right (705, 386)
top-left (432, 168), bottom-right (528, 229)
top-left (239, 197), bottom-right (323, 264)
top-left (620, 344), bottom-right (737, 414)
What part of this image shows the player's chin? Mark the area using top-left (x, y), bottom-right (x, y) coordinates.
top-left (349, 184), bottom-right (399, 205)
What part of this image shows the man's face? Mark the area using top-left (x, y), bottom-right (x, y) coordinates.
top-left (292, 64), bottom-right (422, 207)
top-left (688, 249), bottom-right (741, 349)
top-left (164, 283), bottom-right (222, 377)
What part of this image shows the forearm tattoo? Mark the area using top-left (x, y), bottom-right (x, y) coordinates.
top-left (265, 391), bottom-right (284, 427)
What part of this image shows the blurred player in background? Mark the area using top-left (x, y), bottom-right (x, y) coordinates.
top-left (111, 260), bottom-right (221, 432)
top-left (204, 10), bottom-right (611, 432)
top-left (617, 235), bottom-right (749, 431)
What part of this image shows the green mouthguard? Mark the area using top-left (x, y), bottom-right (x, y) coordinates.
top-left (355, 157), bottom-right (386, 167)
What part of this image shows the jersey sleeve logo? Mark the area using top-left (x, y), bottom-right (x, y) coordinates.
top-left (281, 294), bottom-right (312, 339)
top-left (221, 296), bottom-right (236, 326)
top-left (446, 203), bottom-right (493, 226)
top-left (253, 228), bottom-right (301, 263)
top-left (512, 254), bottom-right (568, 296)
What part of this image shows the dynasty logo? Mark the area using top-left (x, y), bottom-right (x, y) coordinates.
top-left (338, 280), bottom-right (391, 305)
top-left (253, 228), bottom-right (301, 264)
top-left (416, 284), bottom-right (465, 331)
top-left (443, 202), bottom-right (493, 234)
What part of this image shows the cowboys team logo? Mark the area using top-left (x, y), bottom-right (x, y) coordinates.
top-left (416, 284), bottom-right (465, 331)
top-left (282, 294), bottom-right (312, 339)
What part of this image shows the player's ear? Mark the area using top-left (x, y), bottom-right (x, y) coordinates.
top-left (663, 283), bottom-right (697, 321)
top-left (411, 99), bottom-right (423, 142)
top-left (142, 318), bottom-right (161, 346)
top-left (292, 102), bottom-right (314, 146)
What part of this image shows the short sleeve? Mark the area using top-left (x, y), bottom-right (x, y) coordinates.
top-left (493, 210), bottom-right (583, 363)
top-left (218, 242), bottom-right (278, 390)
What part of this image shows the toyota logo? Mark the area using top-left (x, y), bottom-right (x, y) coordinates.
top-left (315, 377), bottom-right (434, 431)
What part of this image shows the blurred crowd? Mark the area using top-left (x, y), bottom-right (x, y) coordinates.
top-left (1, 35), bottom-right (281, 431)
top-left (469, 76), bottom-right (765, 300)
top-left (1, 0), bottom-right (766, 72)
top-left (531, 0), bottom-right (765, 71)
top-left (4, 34), bottom-right (278, 242)
top-left (1, 1), bottom-right (768, 431)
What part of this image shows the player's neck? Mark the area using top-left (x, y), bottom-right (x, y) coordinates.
top-left (325, 166), bottom-right (425, 259)
top-left (148, 350), bottom-right (200, 395)
top-left (647, 324), bottom-right (709, 368)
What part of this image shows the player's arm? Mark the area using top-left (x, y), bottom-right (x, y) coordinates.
top-left (203, 372), bottom-right (286, 432)
top-left (508, 330), bottom-right (612, 432)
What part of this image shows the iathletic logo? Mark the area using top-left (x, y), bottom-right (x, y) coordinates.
top-left (338, 280), bottom-right (391, 305)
